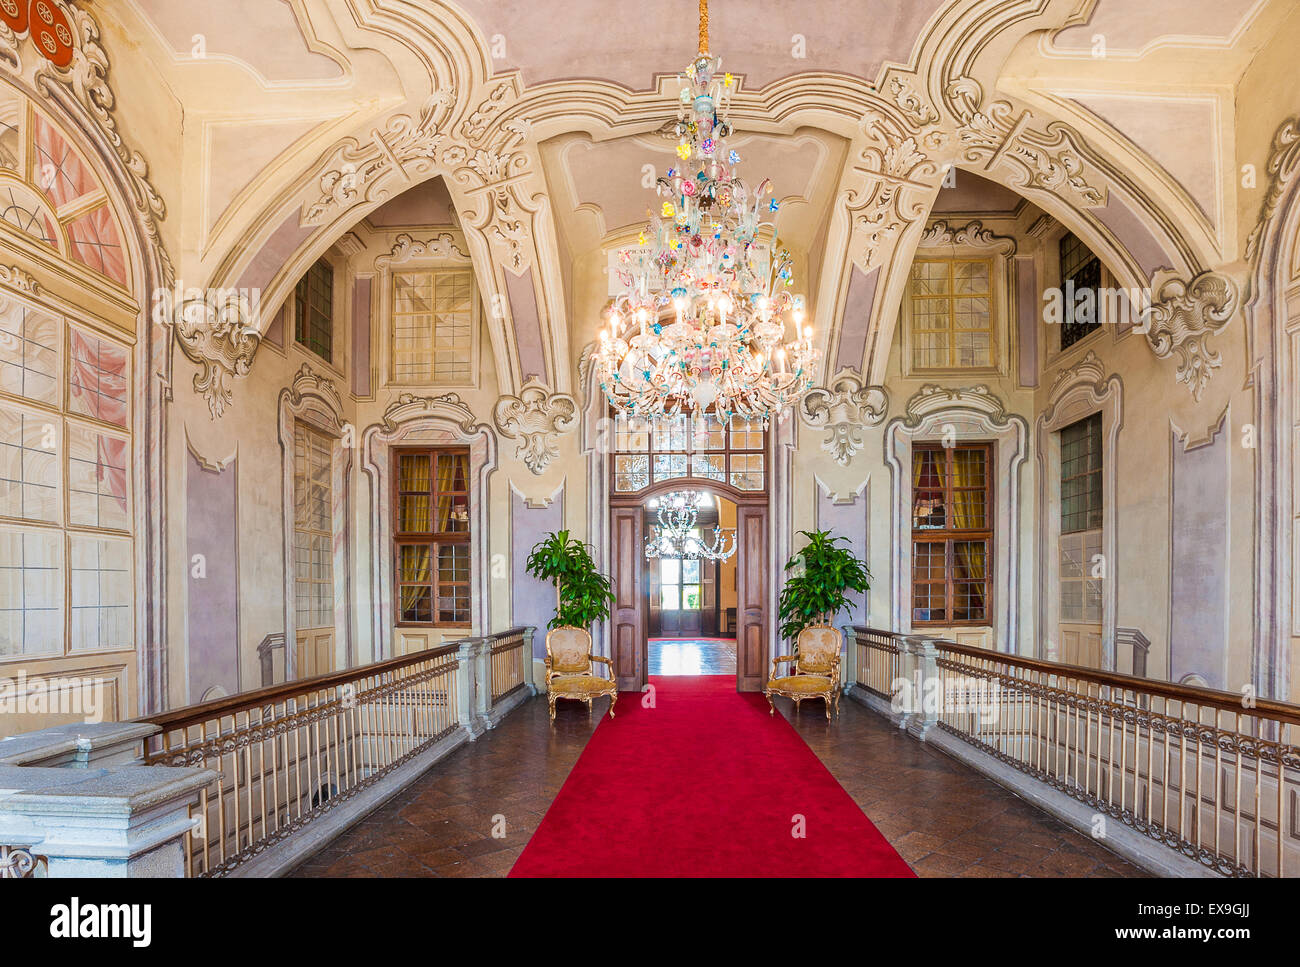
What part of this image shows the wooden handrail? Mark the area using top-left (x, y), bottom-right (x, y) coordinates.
top-left (139, 640), bottom-right (467, 730)
top-left (850, 625), bottom-right (1300, 726)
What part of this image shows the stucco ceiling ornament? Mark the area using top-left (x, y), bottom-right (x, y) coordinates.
top-left (1244, 116), bottom-right (1300, 266)
top-left (378, 232), bottom-right (470, 268)
top-left (443, 86), bottom-right (537, 272)
top-left (302, 91), bottom-right (455, 227)
top-left (798, 368), bottom-right (888, 466)
top-left (917, 219), bottom-right (1016, 256)
top-left (1141, 271), bottom-right (1239, 402)
top-left (2, 2), bottom-right (175, 284)
top-left (849, 102), bottom-right (946, 267)
top-left (168, 289), bottom-right (261, 420)
top-left (493, 380), bottom-right (579, 474)
top-left (944, 76), bottom-right (1104, 208)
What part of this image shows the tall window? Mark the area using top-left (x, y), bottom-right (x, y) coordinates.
top-left (392, 270), bottom-right (474, 384)
top-left (1058, 232), bottom-right (1101, 351)
top-left (394, 448), bottom-right (470, 626)
top-left (911, 443), bottom-right (991, 625)
top-left (909, 258), bottom-right (994, 369)
top-left (1059, 414), bottom-right (1102, 626)
top-left (294, 259), bottom-right (333, 362)
top-left (610, 413), bottom-right (766, 494)
top-left (293, 423), bottom-right (333, 632)
top-left (0, 294), bottom-right (132, 657)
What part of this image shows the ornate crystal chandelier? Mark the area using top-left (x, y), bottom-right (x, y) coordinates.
top-left (645, 491), bottom-right (737, 561)
top-left (593, 0), bottom-right (819, 426)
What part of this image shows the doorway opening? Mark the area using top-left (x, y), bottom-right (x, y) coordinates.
top-left (645, 490), bottom-right (738, 676)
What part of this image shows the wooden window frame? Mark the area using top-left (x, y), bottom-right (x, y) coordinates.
top-left (908, 257), bottom-right (997, 372)
top-left (294, 258), bottom-right (334, 363)
top-left (390, 268), bottom-right (478, 385)
top-left (609, 411), bottom-right (768, 496)
top-left (1058, 232), bottom-right (1102, 352)
top-left (392, 445), bottom-right (471, 629)
top-left (293, 421), bottom-right (334, 632)
top-left (910, 442), bottom-right (994, 628)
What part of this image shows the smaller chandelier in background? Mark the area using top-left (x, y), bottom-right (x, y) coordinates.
top-left (594, 0), bottom-right (819, 427)
top-left (645, 491), bottom-right (737, 561)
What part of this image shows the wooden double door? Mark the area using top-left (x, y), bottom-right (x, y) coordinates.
top-left (610, 493), bottom-right (768, 691)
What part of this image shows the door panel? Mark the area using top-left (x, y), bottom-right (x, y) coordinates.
top-left (736, 505), bottom-right (768, 691)
top-left (611, 508), bottom-right (645, 690)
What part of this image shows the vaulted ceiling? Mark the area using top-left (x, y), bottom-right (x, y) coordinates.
top-left (92, 0), bottom-right (1300, 394)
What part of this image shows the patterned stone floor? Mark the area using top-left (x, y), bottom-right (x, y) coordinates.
top-left (288, 687), bottom-right (1146, 878)
top-left (648, 637), bottom-right (737, 675)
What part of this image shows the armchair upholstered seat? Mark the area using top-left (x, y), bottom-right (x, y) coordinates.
top-left (545, 626), bottom-right (618, 722)
top-left (764, 624), bottom-right (842, 721)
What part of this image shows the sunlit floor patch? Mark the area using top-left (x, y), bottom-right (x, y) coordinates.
top-left (648, 636), bottom-right (737, 675)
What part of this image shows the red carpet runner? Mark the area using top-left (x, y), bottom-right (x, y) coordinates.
top-left (510, 676), bottom-right (914, 877)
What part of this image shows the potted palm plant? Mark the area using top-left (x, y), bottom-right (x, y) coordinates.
top-left (525, 529), bottom-right (615, 629)
top-left (777, 529), bottom-right (871, 642)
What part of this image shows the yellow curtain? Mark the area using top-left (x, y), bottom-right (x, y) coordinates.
top-left (954, 540), bottom-right (986, 614)
top-left (399, 455), bottom-right (432, 532)
top-left (434, 454), bottom-right (467, 531)
top-left (951, 449), bottom-right (984, 529)
top-left (399, 544), bottom-right (433, 616)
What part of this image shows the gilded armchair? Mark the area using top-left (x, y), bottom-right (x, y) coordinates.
top-left (764, 623), bottom-right (842, 721)
top-left (544, 626), bottom-right (618, 723)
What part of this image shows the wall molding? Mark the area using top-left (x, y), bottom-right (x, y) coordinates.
top-left (797, 368), bottom-right (888, 467)
top-left (1035, 350), bottom-right (1123, 669)
top-left (492, 379), bottom-right (578, 474)
top-left (885, 384), bottom-right (1028, 648)
top-left (361, 394), bottom-right (497, 654)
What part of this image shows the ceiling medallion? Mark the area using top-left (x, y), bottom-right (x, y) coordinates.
top-left (593, 0), bottom-right (818, 428)
top-left (645, 490), bottom-right (736, 561)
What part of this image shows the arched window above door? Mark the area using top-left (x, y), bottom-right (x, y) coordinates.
top-left (0, 86), bottom-right (129, 289)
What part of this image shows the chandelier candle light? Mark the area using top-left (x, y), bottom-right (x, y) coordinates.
top-left (594, 0), bottom-right (819, 427)
top-left (645, 491), bottom-right (737, 561)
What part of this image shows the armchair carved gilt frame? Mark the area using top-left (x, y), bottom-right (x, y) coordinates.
top-left (544, 626), bottom-right (618, 723)
top-left (763, 623), bottom-right (842, 721)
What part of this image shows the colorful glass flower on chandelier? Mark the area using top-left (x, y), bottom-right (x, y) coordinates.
top-left (593, 22), bottom-right (819, 426)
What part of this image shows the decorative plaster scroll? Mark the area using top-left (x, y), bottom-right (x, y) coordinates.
top-left (1047, 348), bottom-right (1106, 396)
top-left (848, 107), bottom-right (945, 266)
top-left (889, 76), bottom-right (939, 128)
top-left (170, 289), bottom-right (261, 420)
top-left (378, 392), bottom-right (479, 437)
top-left (493, 380), bottom-right (579, 474)
top-left (797, 368), bottom-right (888, 466)
top-left (302, 92), bottom-right (456, 226)
top-left (1245, 116), bottom-right (1300, 265)
top-left (901, 382), bottom-right (1010, 429)
top-left (944, 76), bottom-right (1105, 208)
top-left (283, 362), bottom-right (344, 418)
top-left (917, 219), bottom-right (1016, 256)
top-left (375, 232), bottom-right (471, 269)
top-left (0, 264), bottom-right (40, 295)
top-left (18, 4), bottom-right (175, 283)
top-left (1141, 271), bottom-right (1238, 401)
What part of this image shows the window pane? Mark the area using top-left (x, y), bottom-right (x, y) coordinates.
top-left (681, 584), bottom-right (701, 609)
top-left (660, 585), bottom-right (679, 610)
top-left (660, 558), bottom-right (680, 584)
top-left (295, 259), bottom-right (333, 362)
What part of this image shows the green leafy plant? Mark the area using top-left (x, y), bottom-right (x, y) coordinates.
top-left (777, 529), bottom-right (871, 642)
top-left (525, 530), bottom-right (615, 629)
